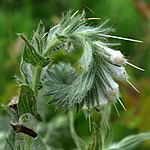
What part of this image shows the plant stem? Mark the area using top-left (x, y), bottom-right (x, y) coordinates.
top-left (69, 111), bottom-right (81, 150)
top-left (33, 66), bottom-right (42, 113)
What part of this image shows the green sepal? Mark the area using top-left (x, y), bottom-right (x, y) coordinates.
top-left (18, 85), bottom-right (36, 116)
top-left (19, 34), bottom-right (50, 67)
top-left (56, 33), bottom-right (68, 42)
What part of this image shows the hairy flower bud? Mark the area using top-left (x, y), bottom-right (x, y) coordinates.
top-left (44, 10), bottom-right (143, 115)
top-left (101, 69), bottom-right (120, 101)
top-left (105, 62), bottom-right (129, 81)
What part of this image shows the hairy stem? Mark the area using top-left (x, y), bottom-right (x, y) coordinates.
top-left (69, 111), bottom-right (81, 150)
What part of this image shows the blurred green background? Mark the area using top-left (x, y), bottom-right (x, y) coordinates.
top-left (0, 0), bottom-right (150, 149)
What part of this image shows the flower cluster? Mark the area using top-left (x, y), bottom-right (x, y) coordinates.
top-left (44, 10), bottom-right (143, 114)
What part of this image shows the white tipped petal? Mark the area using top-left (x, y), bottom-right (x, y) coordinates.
top-left (106, 63), bottom-right (129, 81)
top-left (101, 69), bottom-right (120, 101)
top-left (95, 43), bottom-right (126, 65)
top-left (96, 83), bottom-right (108, 106)
top-left (118, 67), bottom-right (129, 81)
top-left (110, 51), bottom-right (126, 65)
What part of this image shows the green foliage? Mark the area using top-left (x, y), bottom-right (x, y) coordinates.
top-left (44, 63), bottom-right (77, 107)
top-left (108, 132), bottom-right (150, 150)
top-left (44, 63), bottom-right (95, 111)
top-left (5, 124), bottom-right (47, 150)
top-left (19, 34), bottom-right (50, 67)
top-left (1, 1), bottom-right (150, 149)
top-left (18, 85), bottom-right (36, 116)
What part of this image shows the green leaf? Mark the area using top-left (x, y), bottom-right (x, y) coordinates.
top-left (20, 61), bottom-right (33, 85)
top-left (31, 21), bottom-right (46, 54)
top-left (5, 128), bottom-right (47, 150)
top-left (18, 85), bottom-right (36, 116)
top-left (5, 129), bottom-right (25, 150)
top-left (108, 132), bottom-right (150, 150)
top-left (4, 105), bottom-right (19, 121)
top-left (5, 130), bottom-right (16, 150)
top-left (19, 34), bottom-right (50, 67)
top-left (44, 63), bottom-right (77, 109)
top-left (31, 137), bottom-right (48, 150)
top-left (44, 63), bottom-right (95, 111)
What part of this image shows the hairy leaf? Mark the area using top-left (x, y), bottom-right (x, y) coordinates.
top-left (44, 63), bottom-right (96, 111)
top-left (19, 34), bottom-right (50, 67)
top-left (44, 63), bottom-right (77, 107)
top-left (108, 132), bottom-right (150, 150)
top-left (18, 85), bottom-right (36, 116)
top-left (20, 61), bottom-right (33, 85)
top-left (5, 130), bottom-right (24, 150)
top-left (5, 129), bottom-right (47, 150)
top-left (31, 21), bottom-right (46, 54)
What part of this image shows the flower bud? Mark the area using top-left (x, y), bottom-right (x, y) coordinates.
top-left (96, 83), bottom-right (108, 106)
top-left (101, 69), bottom-right (120, 101)
top-left (105, 63), bottom-right (129, 81)
top-left (95, 42), bottom-right (126, 65)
